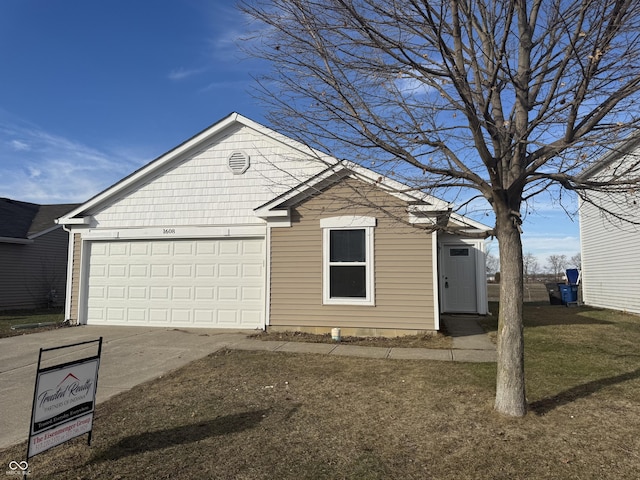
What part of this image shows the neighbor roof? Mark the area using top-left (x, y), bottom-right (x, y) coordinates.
top-left (579, 131), bottom-right (640, 180)
top-left (0, 198), bottom-right (79, 240)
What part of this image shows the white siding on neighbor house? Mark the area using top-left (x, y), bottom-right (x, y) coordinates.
top-left (91, 124), bottom-right (327, 229)
top-left (580, 195), bottom-right (640, 314)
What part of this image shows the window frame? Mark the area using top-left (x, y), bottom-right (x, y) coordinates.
top-left (321, 216), bottom-right (376, 306)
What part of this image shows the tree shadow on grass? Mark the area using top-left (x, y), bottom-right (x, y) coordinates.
top-left (480, 303), bottom-right (613, 332)
top-left (530, 367), bottom-right (640, 415)
top-left (90, 408), bottom-right (279, 463)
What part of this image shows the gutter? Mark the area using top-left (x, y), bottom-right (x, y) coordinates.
top-left (0, 236), bottom-right (33, 245)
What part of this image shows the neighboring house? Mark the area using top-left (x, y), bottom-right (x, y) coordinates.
top-left (58, 113), bottom-right (490, 336)
top-left (0, 198), bottom-right (79, 310)
top-left (579, 136), bottom-right (640, 314)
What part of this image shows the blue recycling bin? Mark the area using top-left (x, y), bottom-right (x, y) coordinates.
top-left (566, 269), bottom-right (579, 285)
top-left (558, 284), bottom-right (578, 305)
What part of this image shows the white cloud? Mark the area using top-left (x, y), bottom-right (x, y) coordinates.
top-left (27, 166), bottom-right (41, 178)
top-left (168, 67), bottom-right (205, 81)
top-left (10, 139), bottom-right (30, 151)
top-left (522, 233), bottom-right (581, 261)
top-left (0, 118), bottom-right (146, 204)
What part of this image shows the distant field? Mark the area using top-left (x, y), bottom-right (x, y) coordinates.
top-left (487, 282), bottom-right (550, 302)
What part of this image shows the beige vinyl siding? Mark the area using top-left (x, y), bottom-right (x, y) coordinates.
top-left (270, 180), bottom-right (435, 333)
top-left (0, 227), bottom-right (70, 310)
top-left (69, 233), bottom-right (82, 323)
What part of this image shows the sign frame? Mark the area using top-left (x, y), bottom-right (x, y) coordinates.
top-left (26, 337), bottom-right (102, 460)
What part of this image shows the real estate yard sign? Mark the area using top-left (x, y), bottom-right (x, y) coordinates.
top-left (27, 338), bottom-right (102, 459)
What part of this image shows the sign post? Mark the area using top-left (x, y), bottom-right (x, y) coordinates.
top-left (26, 338), bottom-right (102, 461)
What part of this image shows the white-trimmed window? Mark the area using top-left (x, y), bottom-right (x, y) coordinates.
top-left (321, 216), bottom-right (375, 305)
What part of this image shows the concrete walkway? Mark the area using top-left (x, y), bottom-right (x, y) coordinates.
top-left (0, 318), bottom-right (494, 449)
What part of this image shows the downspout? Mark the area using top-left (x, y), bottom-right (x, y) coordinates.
top-left (61, 224), bottom-right (76, 325)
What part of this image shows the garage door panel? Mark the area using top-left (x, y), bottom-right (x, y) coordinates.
top-left (130, 242), bottom-right (149, 255)
top-left (219, 242), bottom-right (239, 255)
top-left (195, 287), bottom-right (215, 300)
top-left (150, 287), bottom-right (170, 300)
top-left (172, 286), bottom-right (193, 300)
top-left (194, 310), bottom-right (214, 323)
top-left (196, 241), bottom-right (216, 255)
top-left (85, 238), bottom-right (264, 328)
top-left (170, 310), bottom-right (192, 323)
top-left (173, 265), bottom-right (193, 277)
top-left (149, 309), bottom-right (169, 323)
top-left (106, 308), bottom-right (125, 321)
top-left (128, 309), bottom-right (147, 322)
top-left (219, 265), bottom-right (239, 278)
top-left (241, 311), bottom-right (262, 326)
top-left (107, 286), bottom-right (126, 299)
top-left (152, 243), bottom-right (171, 255)
top-left (219, 287), bottom-right (239, 300)
top-left (128, 286), bottom-right (148, 300)
top-left (242, 286), bottom-right (262, 301)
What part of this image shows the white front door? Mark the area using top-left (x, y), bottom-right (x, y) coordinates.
top-left (441, 244), bottom-right (477, 313)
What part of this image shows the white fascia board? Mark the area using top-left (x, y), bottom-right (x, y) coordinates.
top-left (578, 132), bottom-right (640, 180)
top-left (56, 216), bottom-right (92, 225)
top-left (81, 225), bottom-right (267, 241)
top-left (254, 164), bottom-right (347, 216)
top-left (448, 211), bottom-right (492, 232)
top-left (344, 161), bottom-right (450, 209)
top-left (406, 204), bottom-right (450, 214)
top-left (254, 207), bottom-right (290, 218)
top-left (408, 216), bottom-right (439, 225)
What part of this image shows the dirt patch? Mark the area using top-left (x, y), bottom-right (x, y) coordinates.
top-left (249, 329), bottom-right (453, 349)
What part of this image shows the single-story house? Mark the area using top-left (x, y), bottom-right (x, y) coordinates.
top-left (57, 113), bottom-right (490, 335)
top-left (0, 198), bottom-right (79, 310)
top-left (579, 135), bottom-right (640, 315)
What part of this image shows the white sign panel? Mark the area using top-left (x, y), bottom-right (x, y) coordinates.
top-left (29, 414), bottom-right (93, 456)
top-left (28, 355), bottom-right (99, 458)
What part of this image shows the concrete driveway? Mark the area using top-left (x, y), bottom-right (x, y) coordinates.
top-left (0, 325), bottom-right (253, 449)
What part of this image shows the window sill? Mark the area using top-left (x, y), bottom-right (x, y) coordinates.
top-left (323, 298), bottom-right (375, 306)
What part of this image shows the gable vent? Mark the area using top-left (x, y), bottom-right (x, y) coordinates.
top-left (228, 151), bottom-right (250, 175)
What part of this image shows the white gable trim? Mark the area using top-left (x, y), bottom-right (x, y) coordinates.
top-left (81, 225), bottom-right (266, 241)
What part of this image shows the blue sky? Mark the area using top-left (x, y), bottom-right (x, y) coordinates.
top-left (0, 0), bottom-right (580, 265)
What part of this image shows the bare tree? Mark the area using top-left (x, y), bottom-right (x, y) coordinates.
top-left (523, 252), bottom-right (539, 282)
top-left (486, 253), bottom-right (500, 275)
top-left (242, 0), bottom-right (640, 416)
top-left (570, 253), bottom-right (582, 270)
top-left (547, 254), bottom-right (568, 280)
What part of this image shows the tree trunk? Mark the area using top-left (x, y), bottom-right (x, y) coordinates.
top-left (494, 209), bottom-right (527, 416)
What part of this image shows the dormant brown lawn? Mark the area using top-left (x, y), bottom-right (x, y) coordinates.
top-left (1, 303), bottom-right (639, 479)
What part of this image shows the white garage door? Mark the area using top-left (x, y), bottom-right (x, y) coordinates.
top-left (85, 238), bottom-right (265, 328)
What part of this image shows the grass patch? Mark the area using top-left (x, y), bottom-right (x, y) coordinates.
top-left (2, 303), bottom-right (639, 479)
top-left (250, 330), bottom-right (452, 349)
top-left (0, 308), bottom-right (66, 338)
